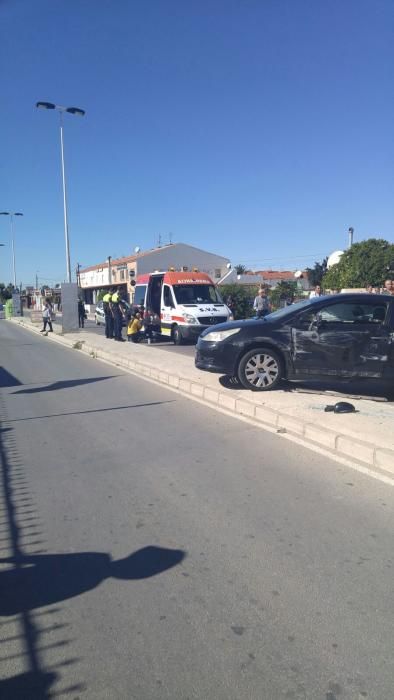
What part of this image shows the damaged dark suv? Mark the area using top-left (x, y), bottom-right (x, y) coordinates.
top-left (195, 293), bottom-right (394, 391)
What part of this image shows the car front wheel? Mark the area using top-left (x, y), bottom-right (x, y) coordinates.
top-left (237, 348), bottom-right (283, 391)
top-left (172, 325), bottom-right (184, 345)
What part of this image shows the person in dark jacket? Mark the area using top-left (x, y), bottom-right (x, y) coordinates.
top-left (78, 299), bottom-right (86, 328)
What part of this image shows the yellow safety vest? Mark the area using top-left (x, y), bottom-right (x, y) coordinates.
top-left (111, 292), bottom-right (120, 303)
top-left (103, 293), bottom-right (111, 303)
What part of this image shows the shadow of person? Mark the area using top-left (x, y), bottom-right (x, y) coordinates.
top-left (0, 546), bottom-right (185, 616)
top-left (0, 670), bottom-right (57, 700)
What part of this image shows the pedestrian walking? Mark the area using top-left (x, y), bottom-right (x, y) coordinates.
top-left (78, 299), bottom-right (86, 328)
top-left (111, 289), bottom-right (126, 341)
top-left (40, 300), bottom-right (53, 333)
top-left (103, 290), bottom-right (113, 338)
top-left (127, 313), bottom-right (143, 342)
top-left (253, 289), bottom-right (271, 318)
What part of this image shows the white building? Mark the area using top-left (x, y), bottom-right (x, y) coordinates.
top-left (217, 269), bottom-right (265, 287)
top-left (79, 243), bottom-right (230, 303)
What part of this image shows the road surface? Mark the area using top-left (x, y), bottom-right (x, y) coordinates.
top-left (0, 321), bottom-right (393, 699)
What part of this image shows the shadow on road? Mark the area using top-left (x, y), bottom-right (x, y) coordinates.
top-left (0, 546), bottom-right (186, 615)
top-left (0, 403), bottom-right (185, 698)
top-left (0, 670), bottom-right (58, 699)
top-left (0, 367), bottom-right (23, 388)
top-left (4, 399), bottom-right (176, 424)
top-left (12, 376), bottom-right (118, 395)
top-left (0, 418), bottom-right (67, 699)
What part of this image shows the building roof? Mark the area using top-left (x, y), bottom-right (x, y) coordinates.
top-left (255, 270), bottom-right (296, 281)
top-left (217, 269), bottom-right (265, 286)
top-left (80, 244), bottom-right (176, 274)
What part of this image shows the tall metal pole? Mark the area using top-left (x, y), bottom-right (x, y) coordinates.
top-left (10, 214), bottom-right (16, 288)
top-left (59, 111), bottom-right (72, 283)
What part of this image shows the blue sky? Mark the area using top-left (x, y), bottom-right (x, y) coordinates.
top-left (1, 0), bottom-right (393, 286)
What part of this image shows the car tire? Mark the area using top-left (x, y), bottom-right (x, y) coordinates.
top-left (237, 347), bottom-right (283, 391)
top-left (172, 325), bottom-right (184, 346)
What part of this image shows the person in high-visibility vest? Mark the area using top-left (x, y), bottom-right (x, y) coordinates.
top-left (111, 290), bottom-right (126, 341)
top-left (102, 290), bottom-right (113, 339)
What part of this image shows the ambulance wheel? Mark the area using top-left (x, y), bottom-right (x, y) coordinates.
top-left (172, 325), bottom-right (184, 345)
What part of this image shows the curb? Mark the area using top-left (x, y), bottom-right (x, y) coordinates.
top-left (10, 318), bottom-right (394, 482)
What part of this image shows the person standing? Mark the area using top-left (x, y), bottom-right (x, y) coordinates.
top-left (103, 290), bottom-right (113, 338)
top-left (111, 289), bottom-right (126, 341)
top-left (226, 295), bottom-right (236, 319)
top-left (40, 301), bottom-right (53, 333)
top-left (384, 279), bottom-right (394, 295)
top-left (78, 299), bottom-right (86, 328)
top-left (253, 288), bottom-right (271, 318)
top-left (309, 285), bottom-right (323, 299)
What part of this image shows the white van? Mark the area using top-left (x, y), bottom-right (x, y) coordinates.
top-left (132, 270), bottom-right (232, 344)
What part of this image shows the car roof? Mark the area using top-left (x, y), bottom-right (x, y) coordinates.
top-left (313, 293), bottom-right (392, 302)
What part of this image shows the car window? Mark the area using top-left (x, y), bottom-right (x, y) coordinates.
top-left (318, 301), bottom-right (388, 324)
top-left (133, 285), bottom-right (147, 307)
top-left (294, 307), bottom-right (317, 328)
top-left (163, 284), bottom-right (174, 307)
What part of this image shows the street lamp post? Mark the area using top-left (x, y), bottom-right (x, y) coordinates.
top-left (0, 212), bottom-right (23, 288)
top-left (36, 102), bottom-right (85, 283)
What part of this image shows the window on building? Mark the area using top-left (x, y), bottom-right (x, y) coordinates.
top-left (215, 268), bottom-right (221, 279)
top-left (120, 270), bottom-right (125, 280)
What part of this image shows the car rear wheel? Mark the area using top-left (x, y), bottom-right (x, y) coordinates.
top-left (172, 325), bottom-right (184, 345)
top-left (237, 348), bottom-right (283, 391)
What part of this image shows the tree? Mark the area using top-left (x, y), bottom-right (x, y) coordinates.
top-left (220, 283), bottom-right (258, 319)
top-left (305, 258), bottom-right (328, 287)
top-left (269, 281), bottom-right (297, 310)
top-left (234, 264), bottom-right (247, 275)
top-left (323, 238), bottom-right (394, 289)
top-left (0, 283), bottom-right (13, 302)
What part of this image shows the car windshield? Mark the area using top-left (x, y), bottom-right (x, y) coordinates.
top-left (265, 298), bottom-right (317, 321)
top-left (173, 284), bottom-right (223, 305)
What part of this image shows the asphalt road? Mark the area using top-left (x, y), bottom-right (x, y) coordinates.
top-left (0, 321), bottom-right (393, 699)
top-left (64, 318), bottom-right (197, 357)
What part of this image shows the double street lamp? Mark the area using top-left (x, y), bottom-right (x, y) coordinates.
top-left (36, 101), bottom-right (85, 283)
top-left (0, 212), bottom-right (23, 288)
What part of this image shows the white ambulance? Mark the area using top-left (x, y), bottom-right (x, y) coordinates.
top-left (132, 270), bottom-right (232, 345)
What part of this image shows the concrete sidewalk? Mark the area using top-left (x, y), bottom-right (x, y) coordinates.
top-left (10, 316), bottom-right (394, 482)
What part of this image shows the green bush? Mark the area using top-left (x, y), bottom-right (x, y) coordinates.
top-left (220, 284), bottom-right (258, 319)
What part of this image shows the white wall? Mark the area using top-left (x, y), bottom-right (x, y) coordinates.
top-left (79, 267), bottom-right (109, 288)
top-left (136, 243), bottom-right (230, 281)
